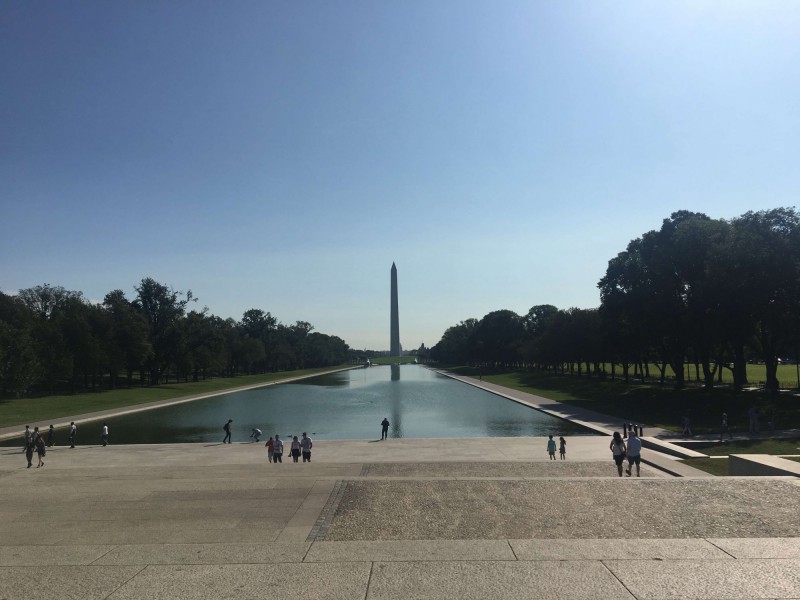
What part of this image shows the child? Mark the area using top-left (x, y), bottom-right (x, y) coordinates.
top-left (559, 436), bottom-right (566, 460)
top-left (265, 436), bottom-right (274, 462)
top-left (546, 435), bottom-right (557, 460)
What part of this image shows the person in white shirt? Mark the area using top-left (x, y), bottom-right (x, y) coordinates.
top-left (625, 431), bottom-right (642, 477)
top-left (249, 428), bottom-right (262, 442)
top-left (272, 434), bottom-right (284, 463)
top-left (300, 432), bottom-right (313, 463)
top-left (101, 423), bottom-right (109, 447)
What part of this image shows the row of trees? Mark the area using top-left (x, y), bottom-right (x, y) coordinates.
top-left (431, 208), bottom-right (800, 393)
top-left (0, 277), bottom-right (350, 396)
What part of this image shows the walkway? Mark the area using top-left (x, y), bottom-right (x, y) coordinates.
top-left (1, 440), bottom-right (799, 599)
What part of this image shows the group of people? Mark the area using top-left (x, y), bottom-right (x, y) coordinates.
top-left (609, 430), bottom-right (642, 477)
top-left (221, 419), bottom-right (314, 463)
top-left (22, 425), bottom-right (48, 468)
top-left (546, 435), bottom-right (567, 460)
top-left (264, 433), bottom-right (313, 463)
top-left (21, 421), bottom-right (104, 467)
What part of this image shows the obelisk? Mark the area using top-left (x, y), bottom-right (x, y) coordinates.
top-left (390, 262), bottom-right (400, 356)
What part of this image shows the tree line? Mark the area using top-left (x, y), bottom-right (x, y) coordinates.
top-left (431, 208), bottom-right (800, 393)
top-left (0, 277), bottom-right (350, 396)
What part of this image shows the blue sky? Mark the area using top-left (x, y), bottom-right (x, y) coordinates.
top-left (2, 1), bottom-right (799, 351)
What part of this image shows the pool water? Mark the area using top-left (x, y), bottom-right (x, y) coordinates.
top-left (8, 365), bottom-right (597, 444)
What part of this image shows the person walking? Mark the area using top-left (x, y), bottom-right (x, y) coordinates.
top-left (46, 425), bottom-right (55, 447)
top-left (610, 431), bottom-right (627, 477)
top-left (380, 418), bottom-right (390, 440)
top-left (35, 434), bottom-right (46, 468)
top-left (265, 436), bottom-right (274, 462)
top-left (748, 406), bottom-right (759, 433)
top-left (559, 437), bottom-right (567, 460)
top-left (720, 412), bottom-right (733, 441)
top-left (300, 432), bottom-right (313, 463)
top-left (222, 419), bottom-right (233, 444)
top-left (681, 414), bottom-right (693, 437)
top-left (289, 436), bottom-right (301, 463)
top-left (546, 435), bottom-right (557, 460)
top-left (100, 423), bottom-right (109, 447)
top-left (68, 422), bottom-right (77, 448)
top-left (22, 425), bottom-right (31, 454)
top-left (625, 430), bottom-right (642, 477)
top-left (272, 434), bottom-right (283, 463)
top-left (25, 437), bottom-right (35, 468)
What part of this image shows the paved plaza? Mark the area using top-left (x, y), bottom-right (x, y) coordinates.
top-left (1, 436), bottom-right (800, 599)
top-left (1, 373), bottom-right (799, 599)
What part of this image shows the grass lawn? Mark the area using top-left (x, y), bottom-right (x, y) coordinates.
top-left (0, 366), bottom-right (351, 428)
top-left (447, 366), bottom-right (800, 434)
top-left (678, 438), bottom-right (800, 456)
top-left (597, 362), bottom-right (800, 388)
top-left (680, 457), bottom-right (728, 476)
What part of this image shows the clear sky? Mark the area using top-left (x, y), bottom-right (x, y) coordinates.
top-left (2, 1), bottom-right (799, 351)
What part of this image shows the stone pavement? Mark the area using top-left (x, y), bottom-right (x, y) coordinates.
top-left (2, 438), bottom-right (800, 599)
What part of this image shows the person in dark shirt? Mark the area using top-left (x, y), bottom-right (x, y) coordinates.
top-left (380, 418), bottom-right (390, 440)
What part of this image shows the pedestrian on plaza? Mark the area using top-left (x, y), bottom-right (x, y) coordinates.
top-left (22, 425), bottom-right (31, 454)
top-left (265, 436), bottom-right (274, 462)
top-left (380, 417), bottom-right (390, 440)
top-left (68, 422), bottom-right (77, 448)
top-left (559, 437), bottom-right (567, 460)
top-left (249, 428), bottom-right (262, 443)
top-left (101, 423), bottom-right (109, 447)
top-left (719, 412), bottom-right (733, 441)
top-left (272, 434), bottom-right (283, 463)
top-left (46, 425), bottom-right (55, 447)
top-left (748, 406), bottom-right (759, 434)
top-left (31, 426), bottom-right (41, 446)
top-left (290, 435), bottom-right (301, 462)
top-left (25, 438), bottom-right (35, 468)
top-left (546, 435), bottom-right (557, 460)
top-left (35, 434), bottom-right (46, 468)
top-left (610, 431), bottom-right (627, 477)
top-left (301, 432), bottom-right (313, 463)
top-left (625, 429), bottom-right (642, 477)
top-left (681, 414), bottom-right (693, 437)
top-left (222, 419), bottom-right (233, 444)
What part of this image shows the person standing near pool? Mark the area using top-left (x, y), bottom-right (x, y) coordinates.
top-left (381, 417), bottom-right (390, 440)
top-left (300, 432), bottom-right (313, 463)
top-left (222, 419), bottom-right (233, 444)
top-left (546, 435), bottom-right (557, 460)
top-left (46, 425), bottom-right (55, 447)
top-left (265, 436), bottom-right (274, 462)
top-left (69, 422), bottom-right (77, 448)
top-left (35, 433), bottom-right (46, 467)
top-left (101, 423), bottom-right (109, 447)
top-left (289, 435), bottom-right (301, 462)
top-left (559, 436), bottom-right (567, 460)
top-left (272, 434), bottom-right (283, 463)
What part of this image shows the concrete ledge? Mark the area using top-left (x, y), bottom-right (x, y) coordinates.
top-left (639, 449), bottom-right (715, 478)
top-left (641, 436), bottom-right (707, 459)
top-left (729, 454), bottom-right (800, 477)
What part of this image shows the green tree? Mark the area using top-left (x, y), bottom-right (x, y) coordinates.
top-left (132, 278), bottom-right (195, 385)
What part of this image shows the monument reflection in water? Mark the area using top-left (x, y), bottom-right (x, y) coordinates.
top-left (64, 365), bottom-right (596, 444)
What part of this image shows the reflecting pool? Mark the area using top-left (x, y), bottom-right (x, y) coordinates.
top-left (13, 365), bottom-right (598, 444)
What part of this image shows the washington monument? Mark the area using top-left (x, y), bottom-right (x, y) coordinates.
top-left (390, 262), bottom-right (400, 356)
